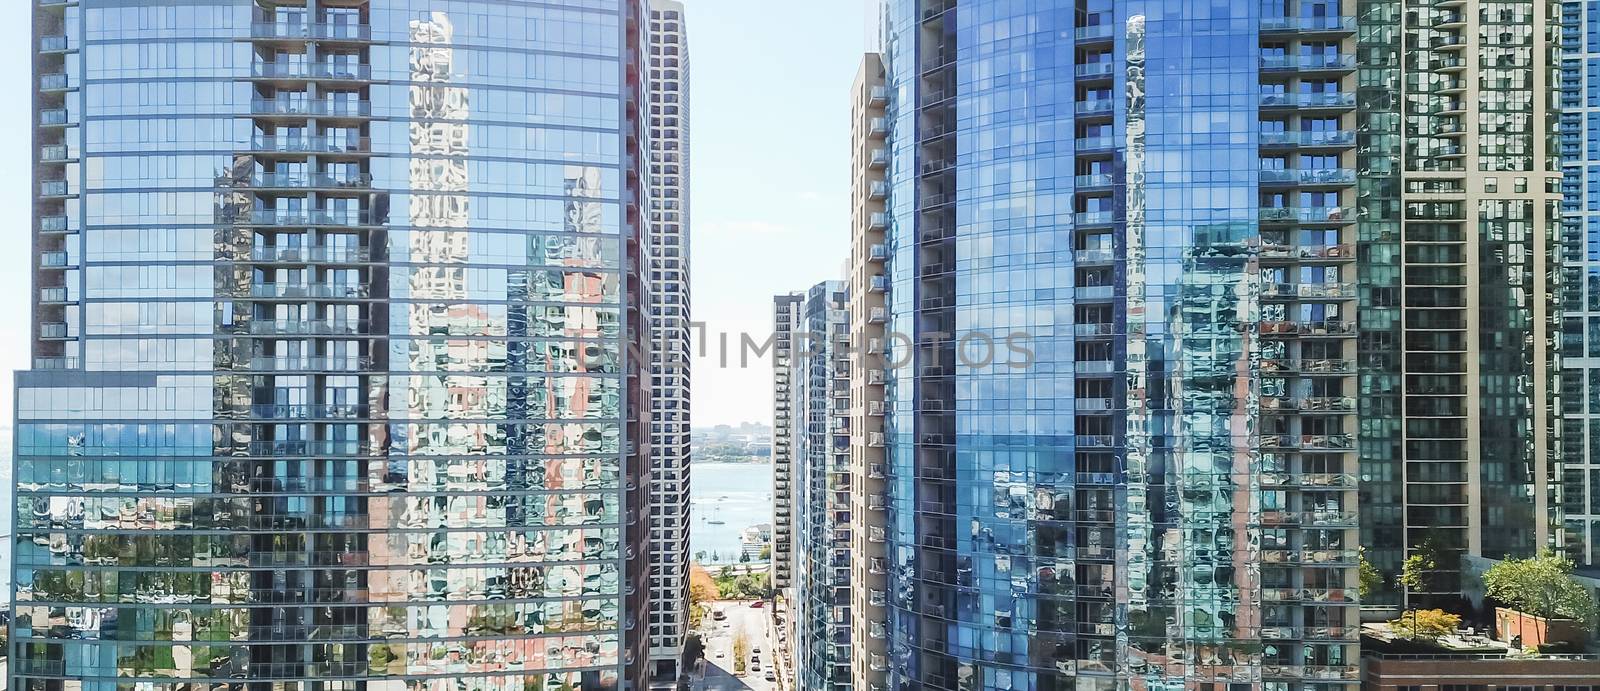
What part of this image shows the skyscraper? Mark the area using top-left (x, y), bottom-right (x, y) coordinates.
top-left (1359, 0), bottom-right (1563, 603)
top-left (1559, 0), bottom-right (1600, 566)
top-left (772, 292), bottom-right (803, 605)
top-left (868, 1), bottom-right (1564, 687)
top-left (846, 53), bottom-right (891, 691)
top-left (646, 0), bottom-right (693, 676)
top-left (788, 280), bottom-right (852, 691)
top-left (14, 1), bottom-right (654, 688)
top-left (879, 0), bottom-right (1366, 687)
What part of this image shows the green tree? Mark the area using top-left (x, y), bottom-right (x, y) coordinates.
top-left (1387, 609), bottom-right (1461, 641)
top-left (733, 633), bottom-right (749, 674)
top-left (759, 545), bottom-right (771, 561)
top-left (1400, 537), bottom-right (1446, 596)
top-left (1359, 548), bottom-right (1383, 600)
top-left (1483, 550), bottom-right (1599, 626)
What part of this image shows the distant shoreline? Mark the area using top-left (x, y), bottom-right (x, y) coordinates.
top-left (691, 456), bottom-right (771, 465)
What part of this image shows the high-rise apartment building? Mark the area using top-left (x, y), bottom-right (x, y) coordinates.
top-left (13, 1), bottom-right (654, 689)
top-left (646, 0), bottom-right (692, 676)
top-left (846, 53), bottom-right (891, 691)
top-left (878, 0), bottom-right (1367, 687)
top-left (789, 280), bottom-right (852, 691)
top-left (772, 293), bottom-right (803, 598)
top-left (1358, 0), bottom-right (1563, 602)
top-left (1560, 0), bottom-right (1600, 565)
top-left (867, 1), bottom-right (1564, 688)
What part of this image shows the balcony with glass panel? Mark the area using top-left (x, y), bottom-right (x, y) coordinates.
top-left (1260, 91), bottom-right (1356, 110)
top-left (252, 61), bottom-right (374, 83)
top-left (1259, 168), bottom-right (1357, 187)
top-left (1259, 54), bottom-right (1356, 74)
top-left (1260, 15), bottom-right (1356, 35)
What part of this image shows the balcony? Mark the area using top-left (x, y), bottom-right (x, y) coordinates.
top-left (1258, 207), bottom-right (1354, 225)
top-left (868, 275), bottom-right (889, 293)
top-left (868, 463), bottom-right (885, 479)
top-left (1075, 24), bottom-right (1114, 42)
top-left (39, 36), bottom-right (69, 53)
top-left (1076, 62), bottom-right (1114, 79)
top-left (1074, 322), bottom-right (1115, 337)
top-left (1259, 54), bottom-right (1356, 72)
top-left (252, 61), bottom-right (374, 81)
top-left (868, 432), bottom-right (885, 447)
top-left (40, 144), bottom-right (71, 162)
top-left (39, 73), bottom-right (70, 91)
top-left (868, 148), bottom-right (887, 169)
top-left (38, 287), bottom-right (71, 304)
top-left (252, 98), bottom-right (373, 118)
top-left (867, 527), bottom-right (886, 543)
top-left (249, 283), bottom-right (370, 300)
top-left (1077, 434), bottom-right (1115, 448)
top-left (249, 245), bottom-right (372, 263)
top-left (866, 369), bottom-right (886, 385)
top-left (1259, 242), bottom-right (1354, 261)
top-left (250, 135), bottom-right (373, 155)
top-left (39, 251), bottom-right (71, 269)
top-left (1259, 168), bottom-right (1357, 186)
top-left (39, 180), bottom-right (71, 198)
top-left (242, 210), bottom-right (378, 227)
top-left (1075, 135), bottom-right (1116, 151)
top-left (869, 85), bottom-right (887, 106)
top-left (252, 22), bottom-right (374, 42)
top-left (867, 400), bottom-right (885, 416)
top-left (1076, 98), bottom-right (1115, 116)
top-left (1075, 173), bottom-right (1114, 189)
top-left (39, 215), bottom-right (70, 233)
top-left (1259, 130), bottom-right (1355, 148)
top-left (867, 307), bottom-right (887, 324)
top-left (40, 323), bottom-right (69, 339)
top-left (1074, 247), bottom-right (1115, 264)
top-left (867, 180), bottom-right (887, 200)
top-left (1261, 320), bottom-right (1357, 337)
top-left (1260, 92), bottom-right (1356, 109)
top-left (39, 109), bottom-right (69, 127)
top-left (869, 557), bottom-right (886, 574)
top-left (868, 244), bottom-right (887, 262)
top-left (240, 172), bottom-right (375, 190)
top-left (1074, 210), bottom-right (1115, 227)
top-left (1261, 16), bottom-right (1356, 33)
top-left (868, 117), bottom-right (887, 137)
top-left (866, 211), bottom-right (887, 231)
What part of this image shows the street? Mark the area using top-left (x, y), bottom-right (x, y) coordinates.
top-left (692, 600), bottom-right (778, 691)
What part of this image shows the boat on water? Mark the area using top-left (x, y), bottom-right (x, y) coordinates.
top-left (705, 519), bottom-right (726, 525)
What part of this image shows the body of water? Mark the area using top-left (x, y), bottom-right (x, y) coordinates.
top-left (689, 462), bottom-right (772, 565)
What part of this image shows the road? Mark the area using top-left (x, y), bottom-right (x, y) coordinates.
top-left (692, 600), bottom-right (777, 691)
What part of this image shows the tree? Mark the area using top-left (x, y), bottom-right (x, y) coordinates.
top-left (696, 551), bottom-right (707, 564)
top-left (733, 633), bottom-right (749, 674)
top-left (1387, 609), bottom-right (1461, 641)
top-left (1483, 550), bottom-right (1599, 626)
top-left (759, 545), bottom-right (771, 561)
top-left (688, 580), bottom-right (714, 629)
top-left (741, 551), bottom-right (751, 564)
top-left (1400, 536), bottom-right (1446, 596)
top-left (1359, 547), bottom-right (1383, 600)
top-left (720, 565), bottom-right (734, 579)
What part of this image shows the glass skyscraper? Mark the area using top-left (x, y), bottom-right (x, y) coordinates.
top-left (13, 1), bottom-right (654, 688)
top-left (1561, 0), bottom-right (1600, 566)
top-left (880, 0), bottom-right (1366, 688)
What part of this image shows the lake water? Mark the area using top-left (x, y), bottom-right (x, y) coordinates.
top-left (690, 462), bottom-right (773, 565)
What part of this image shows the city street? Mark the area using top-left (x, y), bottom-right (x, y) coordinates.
top-left (692, 600), bottom-right (778, 691)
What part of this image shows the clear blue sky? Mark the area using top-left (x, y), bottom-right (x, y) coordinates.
top-left (0, 0), bottom-right (874, 430)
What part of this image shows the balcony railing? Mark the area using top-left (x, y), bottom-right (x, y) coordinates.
top-left (242, 210), bottom-right (378, 227)
top-left (1075, 62), bottom-right (1114, 78)
top-left (252, 22), bottom-right (374, 41)
top-left (1259, 54), bottom-right (1356, 71)
top-left (249, 246), bottom-right (372, 262)
top-left (1075, 99), bottom-right (1115, 115)
top-left (39, 180), bottom-right (70, 197)
top-left (251, 135), bottom-right (373, 154)
top-left (252, 98), bottom-right (373, 117)
top-left (253, 61), bottom-right (373, 81)
top-left (39, 109), bottom-right (69, 126)
top-left (39, 73), bottom-right (69, 91)
top-left (39, 36), bottom-right (69, 52)
top-left (39, 215), bottom-right (69, 232)
top-left (1075, 173), bottom-right (1114, 188)
top-left (1261, 16), bottom-right (1356, 32)
top-left (1260, 92), bottom-right (1355, 108)
top-left (1259, 207), bottom-right (1353, 224)
top-left (1259, 242), bottom-right (1354, 260)
top-left (40, 145), bottom-right (70, 162)
top-left (238, 172), bottom-right (375, 190)
top-left (1259, 168), bottom-right (1357, 185)
top-left (1259, 130), bottom-right (1355, 147)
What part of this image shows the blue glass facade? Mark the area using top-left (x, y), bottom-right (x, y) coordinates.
top-left (1562, 0), bottom-right (1600, 566)
top-left (14, 1), bottom-right (653, 688)
top-left (883, 0), bottom-right (1359, 688)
